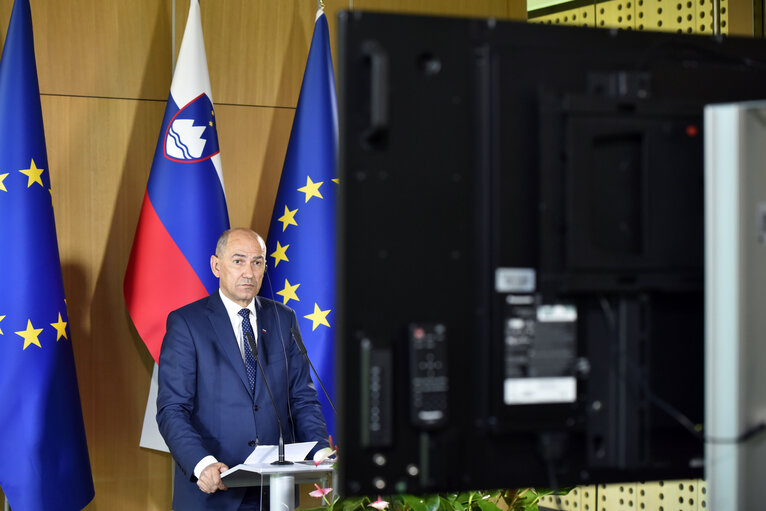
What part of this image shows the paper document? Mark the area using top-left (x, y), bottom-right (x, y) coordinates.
top-left (243, 441), bottom-right (317, 465)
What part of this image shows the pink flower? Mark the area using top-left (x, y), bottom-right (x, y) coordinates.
top-left (309, 483), bottom-right (334, 505)
top-left (309, 484), bottom-right (333, 498)
top-left (368, 496), bottom-right (389, 510)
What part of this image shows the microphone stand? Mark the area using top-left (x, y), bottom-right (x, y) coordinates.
top-left (246, 331), bottom-right (292, 465)
top-left (290, 327), bottom-right (337, 414)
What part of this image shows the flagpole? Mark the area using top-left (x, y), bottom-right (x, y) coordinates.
top-left (170, 0), bottom-right (177, 503)
top-left (170, 3), bottom-right (175, 504)
top-left (171, 0), bottom-right (176, 73)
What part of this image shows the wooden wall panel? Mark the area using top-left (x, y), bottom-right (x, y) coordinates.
top-left (0, 1), bottom-right (169, 100)
top-left (214, 103), bottom-right (296, 237)
top-left (202, 3), bottom-right (314, 109)
top-left (31, 0), bottom-right (172, 99)
top-left (173, 0), bottom-right (317, 108)
top-left (0, 3), bottom-right (9, 46)
top-left (41, 94), bottom-right (172, 510)
top-left (175, 0), bottom-right (523, 109)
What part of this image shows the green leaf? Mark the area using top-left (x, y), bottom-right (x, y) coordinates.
top-left (337, 496), bottom-right (368, 511)
top-left (475, 498), bottom-right (502, 511)
top-left (454, 492), bottom-right (472, 505)
top-left (445, 494), bottom-right (465, 511)
top-left (401, 494), bottom-right (427, 511)
top-left (437, 495), bottom-right (456, 511)
top-left (483, 490), bottom-right (502, 501)
top-left (513, 489), bottom-right (547, 511)
top-left (424, 494), bottom-right (441, 511)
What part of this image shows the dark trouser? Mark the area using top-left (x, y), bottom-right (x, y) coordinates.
top-left (238, 486), bottom-right (268, 511)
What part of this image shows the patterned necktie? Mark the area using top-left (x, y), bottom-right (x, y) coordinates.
top-left (239, 308), bottom-right (257, 393)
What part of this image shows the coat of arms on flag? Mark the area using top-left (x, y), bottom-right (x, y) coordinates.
top-left (164, 92), bottom-right (220, 162)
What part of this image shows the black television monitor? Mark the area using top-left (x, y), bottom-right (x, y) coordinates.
top-left (336, 12), bottom-right (766, 496)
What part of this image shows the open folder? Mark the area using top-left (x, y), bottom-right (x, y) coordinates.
top-left (242, 441), bottom-right (316, 465)
top-left (221, 441), bottom-right (333, 487)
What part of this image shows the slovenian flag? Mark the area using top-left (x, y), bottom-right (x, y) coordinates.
top-left (261, 8), bottom-right (338, 435)
top-left (124, 0), bottom-right (229, 364)
top-left (0, 0), bottom-right (95, 509)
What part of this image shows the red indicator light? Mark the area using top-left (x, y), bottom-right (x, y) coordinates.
top-left (686, 124), bottom-right (699, 137)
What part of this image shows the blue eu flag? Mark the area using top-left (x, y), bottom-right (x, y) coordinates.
top-left (261, 9), bottom-right (338, 436)
top-left (0, 1), bottom-right (95, 509)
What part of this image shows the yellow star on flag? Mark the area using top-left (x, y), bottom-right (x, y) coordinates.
top-left (51, 312), bottom-right (68, 341)
top-left (276, 279), bottom-right (300, 305)
top-left (277, 205), bottom-right (298, 231)
top-left (15, 319), bottom-right (43, 350)
top-left (270, 241), bottom-right (289, 267)
top-left (0, 315), bottom-right (5, 334)
top-left (0, 173), bottom-right (8, 192)
top-left (304, 303), bottom-right (331, 331)
top-left (19, 158), bottom-right (44, 188)
top-left (332, 178), bottom-right (340, 184)
top-left (297, 176), bottom-right (323, 203)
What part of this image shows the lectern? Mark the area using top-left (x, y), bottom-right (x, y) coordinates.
top-left (222, 462), bottom-right (334, 511)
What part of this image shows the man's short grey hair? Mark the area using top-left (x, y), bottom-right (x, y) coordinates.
top-left (214, 228), bottom-right (266, 258)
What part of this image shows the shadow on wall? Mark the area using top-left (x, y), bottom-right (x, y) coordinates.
top-left (250, 8), bottom-right (308, 238)
top-left (74, 0), bottom-right (174, 509)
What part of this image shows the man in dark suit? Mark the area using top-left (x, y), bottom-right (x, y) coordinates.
top-left (157, 227), bottom-right (329, 511)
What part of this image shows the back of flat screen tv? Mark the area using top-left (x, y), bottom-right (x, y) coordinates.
top-left (336, 12), bottom-right (766, 496)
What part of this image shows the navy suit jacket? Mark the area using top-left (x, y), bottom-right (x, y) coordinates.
top-left (157, 292), bottom-right (329, 511)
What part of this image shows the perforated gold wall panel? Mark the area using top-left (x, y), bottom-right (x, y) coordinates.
top-left (537, 479), bottom-right (708, 511)
top-left (530, 5), bottom-right (597, 26)
top-left (538, 485), bottom-right (595, 510)
top-left (641, 0), bottom-right (726, 33)
top-left (639, 480), bottom-right (708, 511)
top-left (595, 0), bottom-right (637, 29)
top-left (529, 0), bottom-right (729, 33)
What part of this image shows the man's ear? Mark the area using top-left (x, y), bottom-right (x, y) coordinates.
top-left (210, 255), bottom-right (220, 278)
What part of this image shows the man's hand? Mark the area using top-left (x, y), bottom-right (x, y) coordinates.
top-left (197, 462), bottom-right (229, 494)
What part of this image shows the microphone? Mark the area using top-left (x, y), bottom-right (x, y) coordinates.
top-left (290, 327), bottom-right (337, 414)
top-left (245, 331), bottom-right (292, 466)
